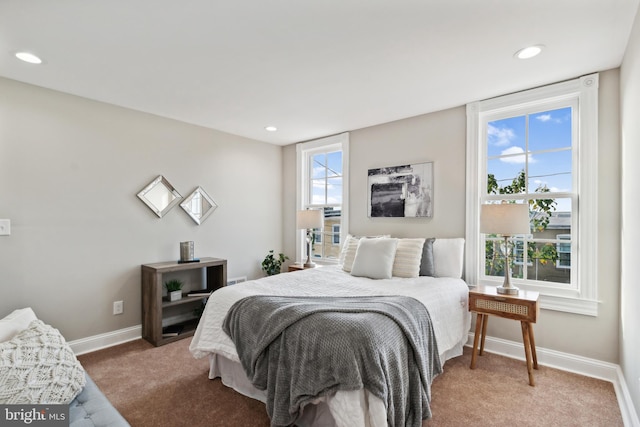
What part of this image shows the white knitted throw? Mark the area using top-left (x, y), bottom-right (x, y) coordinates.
top-left (0, 320), bottom-right (85, 404)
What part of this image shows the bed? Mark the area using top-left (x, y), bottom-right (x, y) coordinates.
top-left (189, 237), bottom-right (471, 427)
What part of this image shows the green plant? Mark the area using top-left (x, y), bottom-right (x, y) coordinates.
top-left (164, 279), bottom-right (183, 292)
top-left (261, 250), bottom-right (289, 276)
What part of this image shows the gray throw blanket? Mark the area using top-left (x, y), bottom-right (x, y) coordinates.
top-left (222, 295), bottom-right (441, 427)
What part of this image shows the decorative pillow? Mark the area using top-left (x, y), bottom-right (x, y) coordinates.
top-left (0, 320), bottom-right (86, 404)
top-left (392, 238), bottom-right (426, 278)
top-left (433, 238), bottom-right (465, 278)
top-left (340, 234), bottom-right (390, 273)
top-left (0, 307), bottom-right (38, 343)
top-left (350, 238), bottom-right (399, 280)
top-left (339, 234), bottom-right (360, 272)
top-left (419, 238), bottom-right (436, 276)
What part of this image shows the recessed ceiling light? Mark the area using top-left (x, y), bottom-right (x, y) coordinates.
top-left (15, 52), bottom-right (43, 64)
top-left (514, 45), bottom-right (544, 60)
top-left (265, 126), bottom-right (278, 132)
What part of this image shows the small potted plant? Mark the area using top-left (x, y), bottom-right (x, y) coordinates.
top-left (261, 250), bottom-right (289, 276)
top-left (165, 279), bottom-right (184, 301)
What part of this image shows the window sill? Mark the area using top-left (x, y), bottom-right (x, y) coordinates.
top-left (538, 294), bottom-right (598, 316)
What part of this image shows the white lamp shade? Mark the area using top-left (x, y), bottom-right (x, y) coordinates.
top-left (297, 209), bottom-right (323, 229)
top-left (480, 203), bottom-right (530, 235)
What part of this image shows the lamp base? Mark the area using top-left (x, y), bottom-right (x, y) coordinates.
top-left (496, 285), bottom-right (519, 295)
top-left (303, 261), bottom-right (316, 268)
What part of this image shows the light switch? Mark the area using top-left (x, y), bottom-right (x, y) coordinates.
top-left (0, 219), bottom-right (11, 236)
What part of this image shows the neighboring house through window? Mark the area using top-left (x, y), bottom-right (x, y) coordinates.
top-left (556, 233), bottom-right (571, 270)
top-left (466, 74), bottom-right (599, 316)
top-left (297, 133), bottom-right (349, 263)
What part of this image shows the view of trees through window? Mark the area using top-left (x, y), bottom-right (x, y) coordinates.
top-left (484, 107), bottom-right (573, 285)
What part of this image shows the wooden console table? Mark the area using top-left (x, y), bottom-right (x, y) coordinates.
top-left (141, 257), bottom-right (226, 346)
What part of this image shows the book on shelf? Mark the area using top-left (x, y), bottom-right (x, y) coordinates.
top-left (187, 291), bottom-right (212, 297)
top-left (162, 324), bottom-right (184, 337)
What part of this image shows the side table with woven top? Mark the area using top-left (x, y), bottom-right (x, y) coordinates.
top-left (469, 285), bottom-right (540, 386)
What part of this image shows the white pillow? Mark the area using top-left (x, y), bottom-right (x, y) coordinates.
top-left (0, 320), bottom-right (86, 404)
top-left (350, 238), bottom-right (399, 280)
top-left (340, 234), bottom-right (390, 273)
top-left (433, 238), bottom-right (465, 278)
top-left (0, 307), bottom-right (38, 343)
top-left (392, 238), bottom-right (425, 278)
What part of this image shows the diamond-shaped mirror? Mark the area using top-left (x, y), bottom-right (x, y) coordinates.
top-left (180, 186), bottom-right (218, 225)
top-left (137, 175), bottom-right (182, 218)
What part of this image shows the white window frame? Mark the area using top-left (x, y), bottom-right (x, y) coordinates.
top-left (466, 74), bottom-right (599, 316)
top-left (296, 133), bottom-right (349, 264)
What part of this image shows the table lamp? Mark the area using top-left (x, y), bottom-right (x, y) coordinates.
top-left (297, 209), bottom-right (323, 268)
top-left (480, 203), bottom-right (530, 295)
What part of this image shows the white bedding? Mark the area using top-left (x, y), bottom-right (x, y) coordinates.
top-left (189, 265), bottom-right (471, 426)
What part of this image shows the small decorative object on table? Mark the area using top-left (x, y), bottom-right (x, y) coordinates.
top-left (162, 324), bottom-right (184, 337)
top-left (179, 241), bottom-right (200, 263)
top-left (165, 279), bottom-right (184, 301)
top-left (261, 250), bottom-right (289, 276)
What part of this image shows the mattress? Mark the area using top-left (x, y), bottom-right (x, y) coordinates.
top-left (189, 265), bottom-right (471, 426)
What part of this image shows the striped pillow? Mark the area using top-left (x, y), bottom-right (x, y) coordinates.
top-left (392, 238), bottom-right (426, 278)
top-left (339, 235), bottom-right (360, 272)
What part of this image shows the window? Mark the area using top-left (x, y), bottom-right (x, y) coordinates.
top-left (297, 133), bottom-right (349, 263)
top-left (512, 237), bottom-right (533, 267)
top-left (556, 234), bottom-right (571, 269)
top-left (332, 224), bottom-right (341, 245)
top-left (466, 74), bottom-right (599, 316)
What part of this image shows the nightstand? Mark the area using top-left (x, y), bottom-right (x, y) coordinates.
top-left (469, 285), bottom-right (540, 386)
top-left (288, 264), bottom-right (316, 272)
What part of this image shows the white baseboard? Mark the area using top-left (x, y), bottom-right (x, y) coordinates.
top-left (614, 365), bottom-right (640, 427)
top-left (69, 324), bottom-right (141, 356)
top-left (467, 333), bottom-right (640, 427)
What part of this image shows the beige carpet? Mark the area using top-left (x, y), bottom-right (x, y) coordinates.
top-left (78, 338), bottom-right (623, 427)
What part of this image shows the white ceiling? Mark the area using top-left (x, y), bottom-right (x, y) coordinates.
top-left (1, 1), bottom-right (638, 145)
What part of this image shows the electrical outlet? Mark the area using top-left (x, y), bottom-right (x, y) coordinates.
top-left (113, 300), bottom-right (123, 315)
top-left (0, 219), bottom-right (10, 236)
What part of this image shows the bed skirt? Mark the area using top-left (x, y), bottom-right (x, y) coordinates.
top-left (207, 334), bottom-right (466, 427)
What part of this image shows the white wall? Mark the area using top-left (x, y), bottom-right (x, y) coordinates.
top-left (284, 69), bottom-right (621, 364)
top-left (0, 77), bottom-right (283, 341)
top-left (282, 106), bottom-right (466, 262)
top-left (620, 6), bottom-right (640, 417)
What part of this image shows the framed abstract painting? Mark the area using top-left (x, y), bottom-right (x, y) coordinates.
top-left (367, 162), bottom-right (433, 218)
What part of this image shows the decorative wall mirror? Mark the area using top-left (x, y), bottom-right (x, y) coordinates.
top-left (180, 186), bottom-right (218, 225)
top-left (137, 175), bottom-right (182, 218)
